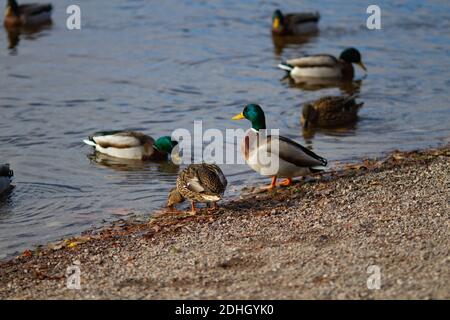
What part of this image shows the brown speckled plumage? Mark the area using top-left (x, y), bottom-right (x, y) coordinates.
top-left (272, 10), bottom-right (320, 36)
top-left (4, 0), bottom-right (52, 28)
top-left (177, 164), bottom-right (227, 202)
top-left (301, 95), bottom-right (363, 128)
top-left (167, 164), bottom-right (227, 212)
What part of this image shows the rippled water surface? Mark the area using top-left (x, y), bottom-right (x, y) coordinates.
top-left (1, 0), bottom-right (449, 258)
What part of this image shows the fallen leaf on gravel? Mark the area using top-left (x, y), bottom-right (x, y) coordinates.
top-left (22, 250), bottom-right (32, 258)
top-left (67, 242), bottom-right (78, 248)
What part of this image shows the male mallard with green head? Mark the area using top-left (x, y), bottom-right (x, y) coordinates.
top-left (272, 9), bottom-right (320, 35)
top-left (302, 95), bottom-right (364, 129)
top-left (83, 131), bottom-right (178, 161)
top-left (278, 48), bottom-right (367, 81)
top-left (232, 104), bottom-right (327, 189)
top-left (167, 163), bottom-right (227, 214)
top-left (0, 163), bottom-right (14, 195)
top-left (4, 0), bottom-right (52, 28)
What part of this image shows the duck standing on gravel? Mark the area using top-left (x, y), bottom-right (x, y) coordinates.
top-left (232, 104), bottom-right (327, 189)
top-left (272, 9), bottom-right (320, 35)
top-left (167, 164), bottom-right (227, 214)
top-left (301, 95), bottom-right (364, 129)
top-left (0, 163), bottom-right (14, 195)
top-left (278, 48), bottom-right (367, 81)
top-left (3, 0), bottom-right (52, 28)
top-left (83, 131), bottom-right (178, 161)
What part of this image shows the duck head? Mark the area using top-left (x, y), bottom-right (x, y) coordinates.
top-left (6, 0), bottom-right (20, 17)
top-left (272, 9), bottom-right (284, 32)
top-left (232, 104), bottom-right (267, 131)
top-left (167, 188), bottom-right (184, 208)
top-left (301, 104), bottom-right (317, 129)
top-left (340, 48), bottom-right (367, 71)
top-left (153, 136), bottom-right (178, 154)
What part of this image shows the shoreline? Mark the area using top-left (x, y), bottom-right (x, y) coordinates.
top-left (0, 145), bottom-right (449, 299)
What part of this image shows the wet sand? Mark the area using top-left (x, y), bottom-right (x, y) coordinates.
top-left (0, 146), bottom-right (449, 299)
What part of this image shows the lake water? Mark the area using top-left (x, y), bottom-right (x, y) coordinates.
top-left (0, 0), bottom-right (449, 258)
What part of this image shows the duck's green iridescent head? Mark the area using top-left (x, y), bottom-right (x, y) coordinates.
top-left (272, 9), bottom-right (284, 30)
top-left (232, 104), bottom-right (267, 131)
top-left (153, 136), bottom-right (178, 154)
top-left (339, 48), bottom-right (367, 71)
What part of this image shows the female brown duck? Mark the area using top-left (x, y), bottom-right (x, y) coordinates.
top-left (4, 0), bottom-right (52, 28)
top-left (301, 95), bottom-right (364, 129)
top-left (167, 164), bottom-right (227, 214)
top-left (272, 9), bottom-right (320, 35)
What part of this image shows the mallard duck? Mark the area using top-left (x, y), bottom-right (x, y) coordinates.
top-left (272, 9), bottom-right (320, 35)
top-left (301, 95), bottom-right (364, 128)
top-left (278, 48), bottom-right (367, 81)
top-left (4, 0), bottom-right (52, 28)
top-left (83, 131), bottom-right (178, 161)
top-left (167, 163), bottom-right (227, 214)
top-left (0, 164), bottom-right (14, 195)
top-left (232, 104), bottom-right (327, 189)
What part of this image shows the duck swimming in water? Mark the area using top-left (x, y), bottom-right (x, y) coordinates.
top-left (0, 164), bottom-right (14, 195)
top-left (271, 9), bottom-right (320, 36)
top-left (83, 131), bottom-right (178, 161)
top-left (4, 0), bottom-right (52, 29)
top-left (278, 48), bottom-right (367, 81)
top-left (301, 95), bottom-right (364, 129)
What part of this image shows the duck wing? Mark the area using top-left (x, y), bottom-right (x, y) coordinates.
top-left (203, 164), bottom-right (227, 192)
top-left (312, 96), bottom-right (349, 112)
top-left (181, 164), bottom-right (224, 195)
top-left (19, 3), bottom-right (52, 16)
top-left (286, 54), bottom-right (338, 68)
top-left (267, 135), bottom-right (327, 167)
top-left (90, 131), bottom-right (153, 148)
top-left (315, 95), bottom-right (363, 112)
top-left (195, 164), bottom-right (226, 195)
top-left (285, 12), bottom-right (320, 24)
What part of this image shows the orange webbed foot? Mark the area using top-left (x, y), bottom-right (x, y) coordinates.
top-left (279, 178), bottom-right (293, 187)
top-left (261, 176), bottom-right (278, 190)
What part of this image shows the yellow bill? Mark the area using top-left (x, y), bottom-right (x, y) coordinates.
top-left (231, 112), bottom-right (245, 120)
top-left (357, 61), bottom-right (367, 72)
top-left (273, 18), bottom-right (280, 29)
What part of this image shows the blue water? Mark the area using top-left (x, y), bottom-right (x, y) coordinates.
top-left (0, 0), bottom-right (449, 258)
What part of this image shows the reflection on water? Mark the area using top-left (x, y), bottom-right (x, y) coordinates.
top-left (271, 32), bottom-right (319, 55)
top-left (284, 76), bottom-right (364, 95)
top-left (88, 152), bottom-right (180, 175)
top-left (302, 123), bottom-right (358, 141)
top-left (0, 0), bottom-right (450, 258)
top-left (4, 23), bottom-right (52, 51)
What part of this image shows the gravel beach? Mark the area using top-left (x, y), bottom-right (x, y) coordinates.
top-left (0, 146), bottom-right (449, 299)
